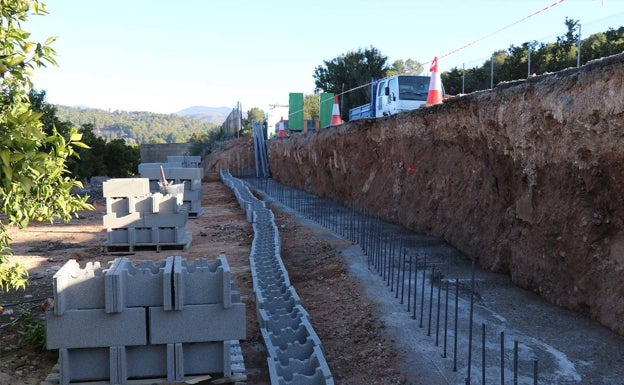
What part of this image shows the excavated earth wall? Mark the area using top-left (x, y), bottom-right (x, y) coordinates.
top-left (261, 53), bottom-right (624, 336)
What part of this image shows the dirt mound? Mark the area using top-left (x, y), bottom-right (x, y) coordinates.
top-left (206, 53), bottom-right (624, 336)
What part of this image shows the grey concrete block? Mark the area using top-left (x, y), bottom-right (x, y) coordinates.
top-left (171, 344), bottom-right (184, 382)
top-left (263, 319), bottom-right (323, 350)
top-left (255, 286), bottom-right (302, 313)
top-left (105, 257), bottom-right (174, 313)
top-left (106, 197), bottom-right (130, 214)
top-left (137, 167), bottom-right (161, 180)
top-left (183, 186), bottom-right (202, 200)
top-left (121, 344), bottom-right (170, 380)
top-left (59, 348), bottom-right (110, 385)
top-left (272, 365), bottom-right (334, 385)
top-left (109, 346), bottom-right (124, 385)
top-left (148, 303), bottom-right (246, 344)
top-left (180, 341), bottom-right (229, 376)
top-left (182, 199), bottom-right (202, 214)
top-left (103, 178), bottom-right (151, 198)
top-left (106, 228), bottom-right (130, 244)
top-left (134, 227), bottom-right (156, 243)
top-left (53, 260), bottom-right (109, 315)
top-left (257, 306), bottom-right (309, 331)
top-left (169, 167), bottom-right (203, 180)
top-left (152, 192), bottom-right (182, 213)
top-left (47, 307), bottom-right (147, 349)
top-left (103, 212), bottom-right (144, 229)
top-left (173, 255), bottom-right (233, 310)
top-left (128, 195), bottom-right (153, 213)
top-left (143, 212), bottom-right (188, 227)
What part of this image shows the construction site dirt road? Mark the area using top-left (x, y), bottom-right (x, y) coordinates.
top-left (0, 181), bottom-right (405, 385)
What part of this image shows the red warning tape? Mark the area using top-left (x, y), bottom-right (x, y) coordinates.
top-left (439, 0), bottom-right (567, 61)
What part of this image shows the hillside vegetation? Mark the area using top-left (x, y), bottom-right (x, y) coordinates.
top-left (55, 105), bottom-right (218, 144)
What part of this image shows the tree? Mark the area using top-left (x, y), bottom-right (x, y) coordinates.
top-left (387, 58), bottom-right (424, 76)
top-left (103, 139), bottom-right (140, 178)
top-left (313, 46), bottom-right (389, 121)
top-left (0, 0), bottom-right (92, 292)
top-left (68, 123), bottom-right (108, 180)
top-left (548, 17), bottom-right (580, 71)
top-left (303, 94), bottom-right (319, 121)
top-left (241, 107), bottom-right (265, 137)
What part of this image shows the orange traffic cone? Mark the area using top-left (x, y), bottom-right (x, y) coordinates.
top-left (426, 56), bottom-right (443, 106)
top-left (277, 117), bottom-right (286, 137)
top-left (330, 95), bottom-right (342, 126)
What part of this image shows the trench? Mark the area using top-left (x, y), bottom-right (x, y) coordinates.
top-left (242, 176), bottom-right (624, 385)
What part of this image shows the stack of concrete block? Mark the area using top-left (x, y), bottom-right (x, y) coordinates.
top-left (102, 178), bottom-right (191, 252)
top-left (138, 157), bottom-right (203, 217)
top-left (221, 170), bottom-right (334, 385)
top-left (46, 255), bottom-right (246, 385)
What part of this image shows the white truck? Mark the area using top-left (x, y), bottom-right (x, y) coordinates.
top-left (348, 75), bottom-right (433, 120)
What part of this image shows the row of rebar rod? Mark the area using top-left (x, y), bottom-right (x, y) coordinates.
top-left (244, 176), bottom-right (541, 385)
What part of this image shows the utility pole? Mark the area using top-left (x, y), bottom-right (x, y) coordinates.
top-left (577, 23), bottom-right (582, 67)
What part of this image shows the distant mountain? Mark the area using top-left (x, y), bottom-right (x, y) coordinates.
top-left (55, 105), bottom-right (218, 144)
top-left (176, 106), bottom-right (232, 125)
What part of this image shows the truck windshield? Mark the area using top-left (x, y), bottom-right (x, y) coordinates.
top-left (398, 76), bottom-right (430, 101)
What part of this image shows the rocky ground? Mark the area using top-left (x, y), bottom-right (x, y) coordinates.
top-left (0, 181), bottom-right (406, 385)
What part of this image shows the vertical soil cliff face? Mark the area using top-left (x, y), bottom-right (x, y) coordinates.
top-left (259, 53), bottom-right (624, 335)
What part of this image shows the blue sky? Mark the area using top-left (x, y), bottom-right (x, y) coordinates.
top-left (26, 0), bottom-right (623, 114)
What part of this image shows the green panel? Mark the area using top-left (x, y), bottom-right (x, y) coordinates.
top-left (319, 93), bottom-right (334, 128)
top-left (288, 93), bottom-right (304, 131)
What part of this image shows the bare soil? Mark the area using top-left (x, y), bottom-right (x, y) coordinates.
top-left (0, 181), bottom-right (406, 384)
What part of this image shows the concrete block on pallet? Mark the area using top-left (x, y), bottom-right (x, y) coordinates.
top-left (149, 179), bottom-right (161, 193)
top-left (105, 257), bottom-right (174, 313)
top-left (106, 197), bottom-right (130, 214)
top-left (149, 303), bottom-right (246, 344)
top-left (180, 341), bottom-right (230, 377)
top-left (46, 307), bottom-right (147, 349)
top-left (119, 344), bottom-right (172, 381)
top-left (157, 227), bottom-right (175, 243)
top-left (183, 187), bottom-right (202, 200)
top-left (138, 166), bottom-right (161, 180)
top-left (109, 346), bottom-right (124, 385)
top-left (143, 212), bottom-right (188, 228)
top-left (59, 347), bottom-right (110, 385)
top-left (173, 255), bottom-right (233, 310)
top-left (103, 212), bottom-right (143, 229)
top-left (137, 162), bottom-right (160, 172)
top-left (182, 199), bottom-right (202, 214)
top-left (134, 227), bottom-right (156, 244)
top-left (152, 192), bottom-right (182, 213)
top-left (106, 228), bottom-right (130, 245)
top-left (129, 195), bottom-right (153, 213)
top-left (103, 178), bottom-right (150, 198)
top-left (169, 167), bottom-right (203, 180)
top-left (53, 260), bottom-right (109, 316)
top-left (182, 179), bottom-right (203, 191)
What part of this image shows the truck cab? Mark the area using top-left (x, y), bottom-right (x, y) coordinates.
top-left (375, 75), bottom-right (431, 117)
